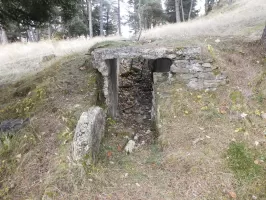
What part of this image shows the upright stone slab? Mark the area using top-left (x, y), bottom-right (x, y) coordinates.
top-left (72, 106), bottom-right (106, 163)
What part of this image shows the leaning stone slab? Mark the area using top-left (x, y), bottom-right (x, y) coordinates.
top-left (72, 106), bottom-right (106, 164)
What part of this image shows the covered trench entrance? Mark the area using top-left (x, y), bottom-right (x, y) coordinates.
top-left (106, 57), bottom-right (172, 142)
top-left (92, 46), bottom-right (226, 143)
top-left (92, 47), bottom-right (175, 143)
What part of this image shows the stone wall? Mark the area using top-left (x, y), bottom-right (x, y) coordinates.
top-left (92, 46), bottom-right (228, 117)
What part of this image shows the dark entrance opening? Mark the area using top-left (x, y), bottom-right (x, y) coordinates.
top-left (150, 58), bottom-right (172, 73)
top-left (117, 57), bottom-right (172, 143)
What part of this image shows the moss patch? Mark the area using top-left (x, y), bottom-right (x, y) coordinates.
top-left (88, 40), bottom-right (133, 54)
top-left (227, 142), bottom-right (263, 181)
top-left (229, 90), bottom-right (244, 104)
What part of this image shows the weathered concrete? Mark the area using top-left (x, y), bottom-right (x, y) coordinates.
top-left (72, 106), bottom-right (106, 163)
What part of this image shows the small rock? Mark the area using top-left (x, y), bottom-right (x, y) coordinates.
top-left (134, 135), bottom-right (139, 140)
top-left (215, 39), bottom-right (221, 43)
top-left (202, 63), bottom-right (212, 68)
top-left (261, 112), bottom-right (266, 119)
top-left (74, 104), bottom-right (81, 108)
top-left (252, 195), bottom-right (258, 200)
top-left (0, 118), bottom-right (29, 132)
top-left (136, 183), bottom-right (140, 187)
top-left (254, 160), bottom-right (259, 165)
top-left (240, 113), bottom-right (248, 118)
top-left (16, 154), bottom-right (22, 160)
top-left (125, 140), bottom-right (135, 154)
top-left (192, 137), bottom-right (204, 145)
top-left (228, 191), bottom-right (237, 199)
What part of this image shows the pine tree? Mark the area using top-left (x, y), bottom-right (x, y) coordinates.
top-left (165, 0), bottom-right (198, 23)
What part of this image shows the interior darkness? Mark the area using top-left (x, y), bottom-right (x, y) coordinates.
top-left (118, 57), bottom-right (172, 143)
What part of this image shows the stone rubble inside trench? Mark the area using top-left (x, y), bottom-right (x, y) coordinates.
top-left (117, 58), bottom-right (154, 145)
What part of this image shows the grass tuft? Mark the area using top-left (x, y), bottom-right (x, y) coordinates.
top-left (227, 142), bottom-right (262, 180)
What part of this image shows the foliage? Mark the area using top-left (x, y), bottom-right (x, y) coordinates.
top-left (128, 0), bottom-right (165, 33)
top-left (0, 0), bottom-right (78, 28)
top-left (164, 0), bottom-right (198, 23)
top-left (92, 0), bottom-right (117, 36)
top-left (67, 17), bottom-right (88, 37)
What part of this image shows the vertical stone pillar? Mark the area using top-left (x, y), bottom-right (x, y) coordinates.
top-left (106, 59), bottom-right (119, 118)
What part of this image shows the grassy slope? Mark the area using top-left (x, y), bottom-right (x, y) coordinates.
top-left (0, 53), bottom-right (101, 199)
top-left (0, 38), bottom-right (265, 200)
top-left (141, 0), bottom-right (266, 41)
top-left (0, 1), bottom-right (266, 199)
top-left (84, 40), bottom-right (266, 200)
top-left (0, 37), bottom-right (122, 85)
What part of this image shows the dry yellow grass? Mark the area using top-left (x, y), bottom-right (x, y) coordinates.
top-left (0, 36), bottom-right (121, 85)
top-left (142, 0), bottom-right (266, 41)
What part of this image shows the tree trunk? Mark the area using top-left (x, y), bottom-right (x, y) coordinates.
top-left (118, 0), bottom-right (122, 36)
top-left (99, 0), bottom-right (104, 36)
top-left (27, 26), bottom-right (35, 42)
top-left (180, 0), bottom-right (185, 22)
top-left (106, 10), bottom-right (109, 35)
top-left (188, 0), bottom-right (194, 20)
top-left (205, 0), bottom-right (214, 15)
top-left (48, 23), bottom-right (52, 40)
top-left (35, 28), bottom-right (40, 42)
top-left (80, 0), bottom-right (87, 21)
top-left (262, 25), bottom-right (266, 47)
top-left (175, 0), bottom-right (181, 23)
top-left (86, 0), bottom-right (93, 38)
top-left (1, 27), bottom-right (8, 44)
top-left (134, 0), bottom-right (138, 35)
top-left (137, 0), bottom-right (142, 40)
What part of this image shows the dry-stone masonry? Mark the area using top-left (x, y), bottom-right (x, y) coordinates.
top-left (72, 106), bottom-right (106, 164)
top-left (92, 46), bottom-right (228, 117)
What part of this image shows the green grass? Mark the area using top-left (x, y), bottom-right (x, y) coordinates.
top-left (227, 142), bottom-right (263, 181)
top-left (229, 90), bottom-right (244, 104)
top-left (88, 40), bottom-right (133, 54)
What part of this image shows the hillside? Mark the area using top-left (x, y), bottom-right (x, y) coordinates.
top-left (0, 0), bottom-right (266, 199)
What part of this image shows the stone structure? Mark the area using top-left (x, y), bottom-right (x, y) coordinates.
top-left (92, 46), bottom-right (228, 117)
top-left (72, 106), bottom-right (106, 163)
